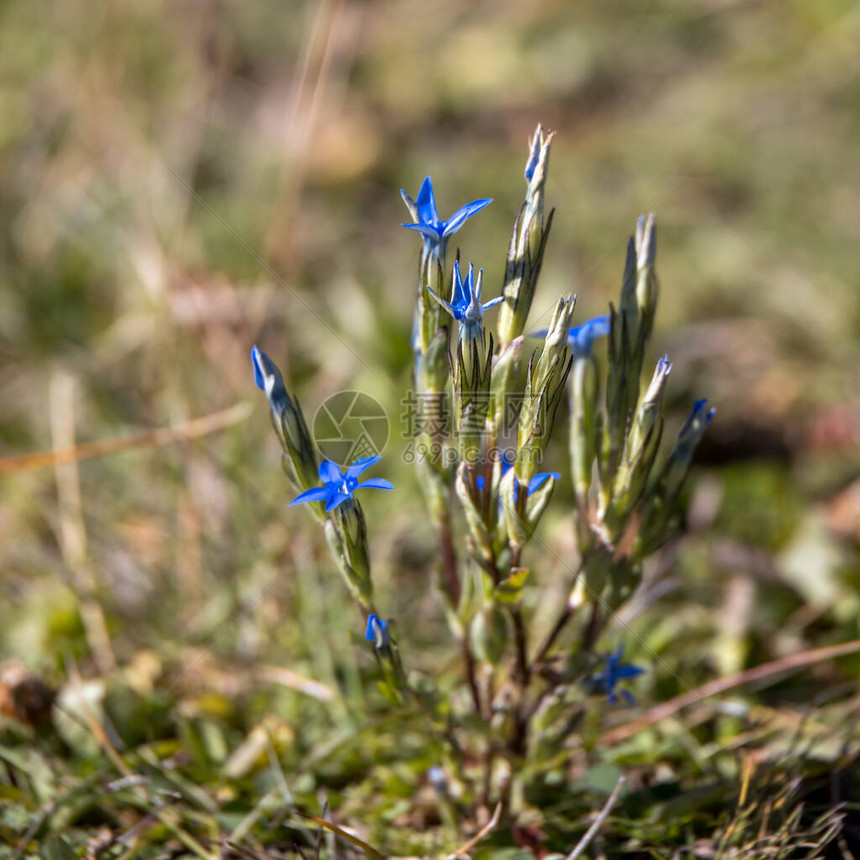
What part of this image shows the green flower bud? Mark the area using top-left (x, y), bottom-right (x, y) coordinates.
top-left (606, 355), bottom-right (672, 532)
top-left (455, 462), bottom-right (492, 561)
top-left (498, 125), bottom-right (556, 347)
top-left (252, 347), bottom-right (319, 495)
top-left (454, 332), bottom-right (493, 466)
top-left (501, 466), bottom-right (559, 551)
top-left (419, 326), bottom-right (451, 396)
top-left (515, 296), bottom-right (574, 484)
top-left (569, 354), bottom-right (599, 504)
top-left (634, 214), bottom-right (659, 356)
top-left (489, 335), bottom-right (525, 433)
top-left (636, 399), bottom-right (714, 556)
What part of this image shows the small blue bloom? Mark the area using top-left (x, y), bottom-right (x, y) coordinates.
top-left (289, 456), bottom-right (393, 513)
top-left (682, 399), bottom-right (716, 438)
top-left (530, 314), bottom-right (610, 358)
top-left (475, 457), bottom-right (560, 502)
top-left (251, 345), bottom-right (289, 412)
top-left (426, 261), bottom-right (504, 334)
top-left (593, 645), bottom-right (645, 705)
top-left (365, 613), bottom-right (391, 647)
top-left (401, 177), bottom-right (492, 258)
top-left (568, 315), bottom-right (610, 357)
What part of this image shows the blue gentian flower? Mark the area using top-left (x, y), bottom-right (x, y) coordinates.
top-left (593, 645), bottom-right (645, 705)
top-left (426, 261), bottom-right (504, 336)
top-left (475, 457), bottom-right (560, 502)
top-left (530, 314), bottom-right (610, 358)
top-left (401, 177), bottom-right (492, 258)
top-left (289, 457), bottom-right (393, 513)
top-left (365, 613), bottom-right (391, 647)
top-left (568, 315), bottom-right (610, 357)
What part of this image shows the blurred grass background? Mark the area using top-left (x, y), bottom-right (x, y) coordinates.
top-left (1, 0), bottom-right (860, 854)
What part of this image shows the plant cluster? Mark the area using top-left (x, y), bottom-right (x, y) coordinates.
top-left (252, 125), bottom-right (713, 825)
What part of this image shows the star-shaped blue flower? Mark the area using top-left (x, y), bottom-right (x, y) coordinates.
top-left (289, 457), bottom-right (393, 513)
top-left (365, 613), bottom-right (391, 648)
top-left (593, 645), bottom-right (645, 705)
top-left (401, 177), bottom-right (492, 258)
top-left (426, 261), bottom-right (504, 330)
top-left (531, 314), bottom-right (610, 358)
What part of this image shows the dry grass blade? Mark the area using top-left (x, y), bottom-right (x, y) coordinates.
top-left (600, 638), bottom-right (860, 746)
top-left (50, 371), bottom-right (115, 674)
top-left (445, 802), bottom-right (502, 860)
top-left (567, 776), bottom-right (626, 860)
top-left (255, 665), bottom-right (337, 703)
top-left (0, 401), bottom-right (251, 477)
top-left (294, 811), bottom-right (386, 860)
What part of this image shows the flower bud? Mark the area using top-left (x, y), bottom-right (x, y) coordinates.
top-left (497, 125), bottom-right (556, 347)
top-left (569, 353), bottom-right (599, 504)
top-left (489, 335), bottom-right (525, 435)
top-left (515, 296), bottom-right (574, 484)
top-left (607, 355), bottom-right (672, 531)
top-left (634, 214), bottom-right (659, 354)
top-left (455, 462), bottom-right (493, 561)
top-left (419, 326), bottom-right (451, 396)
top-left (454, 332), bottom-right (493, 467)
top-left (636, 399), bottom-right (714, 556)
top-left (662, 399), bottom-right (715, 500)
top-left (251, 347), bottom-right (319, 495)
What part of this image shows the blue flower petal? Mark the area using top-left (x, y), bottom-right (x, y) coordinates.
top-left (288, 486), bottom-right (330, 506)
top-left (345, 455), bottom-right (382, 481)
top-left (251, 346), bottom-right (266, 390)
top-left (613, 664), bottom-right (645, 679)
top-left (525, 133), bottom-right (541, 182)
top-left (319, 461), bottom-right (343, 485)
top-left (415, 176), bottom-right (439, 226)
top-left (569, 315), bottom-right (611, 356)
top-left (425, 286), bottom-right (459, 320)
top-left (365, 613), bottom-right (391, 647)
top-left (451, 261), bottom-right (468, 307)
top-left (325, 490), bottom-right (351, 512)
top-left (527, 472), bottom-right (560, 495)
top-left (481, 295), bottom-right (505, 311)
top-left (250, 346), bottom-right (290, 412)
top-left (356, 478), bottom-right (394, 491)
top-left (442, 198), bottom-right (493, 236)
top-left (401, 222), bottom-right (444, 240)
